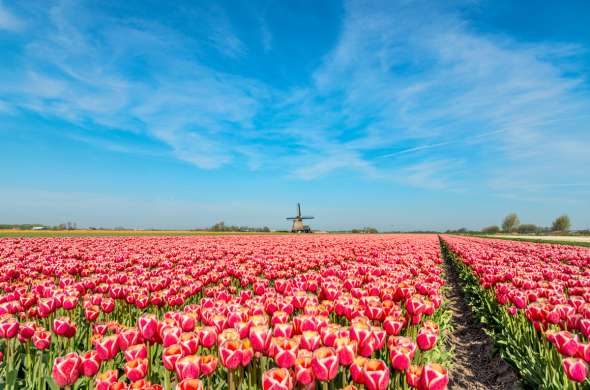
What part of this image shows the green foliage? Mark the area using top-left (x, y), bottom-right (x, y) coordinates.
top-left (502, 213), bottom-right (520, 232)
top-left (551, 215), bottom-right (571, 232)
top-left (517, 224), bottom-right (539, 234)
top-left (481, 225), bottom-right (500, 234)
top-left (208, 221), bottom-right (271, 232)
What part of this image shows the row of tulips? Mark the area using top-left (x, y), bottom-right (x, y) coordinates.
top-left (0, 234), bottom-right (452, 389)
top-left (441, 236), bottom-right (590, 389)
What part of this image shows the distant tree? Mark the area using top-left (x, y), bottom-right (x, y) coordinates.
top-left (481, 225), bottom-right (500, 234)
top-left (517, 224), bottom-right (539, 234)
top-left (552, 215), bottom-right (571, 232)
top-left (502, 213), bottom-right (520, 232)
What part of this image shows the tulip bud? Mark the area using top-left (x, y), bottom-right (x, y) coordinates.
top-left (52, 317), bottom-right (76, 338)
top-left (94, 334), bottom-right (119, 361)
top-left (138, 314), bottom-right (158, 342)
top-left (52, 352), bottom-right (81, 388)
top-left (219, 339), bottom-right (242, 369)
top-left (274, 337), bottom-right (299, 368)
top-left (562, 357), bottom-right (588, 382)
top-left (262, 368), bottom-right (293, 390)
top-left (124, 343), bottom-right (148, 362)
top-left (199, 354), bottom-right (218, 376)
top-left (363, 359), bottom-right (390, 390)
top-left (95, 369), bottom-right (118, 390)
top-left (420, 363), bottom-right (448, 390)
top-left (249, 325), bottom-right (272, 353)
top-left (416, 329), bottom-right (437, 351)
top-left (33, 329), bottom-right (52, 350)
top-left (80, 350), bottom-right (101, 377)
top-left (125, 358), bottom-right (148, 382)
top-left (176, 379), bottom-right (204, 390)
top-left (311, 347), bottom-right (339, 382)
top-left (175, 355), bottom-right (201, 380)
top-left (162, 344), bottom-right (184, 371)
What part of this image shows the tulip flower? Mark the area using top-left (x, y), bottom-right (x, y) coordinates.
top-left (406, 365), bottom-right (423, 388)
top-left (420, 363), bottom-right (449, 390)
top-left (274, 337), bottom-right (299, 368)
top-left (162, 344), bottom-right (184, 371)
top-left (95, 369), bottom-right (118, 390)
top-left (262, 368), bottom-right (293, 390)
top-left (294, 353), bottom-right (314, 385)
top-left (176, 379), bottom-right (204, 390)
top-left (363, 359), bottom-right (390, 390)
top-left (94, 335), bottom-right (119, 361)
top-left (199, 354), bottom-right (218, 376)
top-left (562, 358), bottom-right (588, 382)
top-left (80, 351), bottom-right (101, 377)
top-left (125, 358), bottom-right (148, 382)
top-left (52, 317), bottom-right (76, 338)
top-left (311, 347), bottom-right (339, 382)
top-left (52, 352), bottom-right (81, 388)
top-left (249, 325), bottom-right (272, 353)
top-left (219, 339), bottom-right (242, 369)
top-left (176, 354), bottom-right (200, 380)
top-left (33, 329), bottom-right (51, 350)
top-left (138, 314), bottom-right (158, 342)
top-left (124, 343), bottom-right (148, 362)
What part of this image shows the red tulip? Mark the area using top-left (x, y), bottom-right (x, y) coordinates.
top-left (175, 355), bottom-right (200, 380)
top-left (363, 359), bottom-right (390, 390)
top-left (33, 329), bottom-right (52, 350)
top-left (52, 317), bottom-right (76, 338)
top-left (562, 357), bottom-right (588, 382)
top-left (124, 343), bottom-right (148, 362)
top-left (118, 327), bottom-right (143, 351)
top-left (406, 365), bottom-right (423, 388)
top-left (274, 337), bottom-right (299, 368)
top-left (311, 347), bottom-right (339, 382)
top-left (350, 356), bottom-right (367, 385)
top-left (163, 344), bottom-right (184, 371)
top-left (420, 363), bottom-right (448, 390)
top-left (94, 334), bottom-right (119, 361)
top-left (335, 336), bottom-right (357, 366)
top-left (262, 368), bottom-right (293, 390)
top-left (390, 346), bottom-right (413, 371)
top-left (249, 325), bottom-right (272, 353)
top-left (95, 369), bottom-right (118, 390)
top-left (176, 379), bottom-right (203, 390)
top-left (198, 326), bottom-right (217, 349)
top-left (125, 358), bottom-right (148, 382)
top-left (219, 339), bottom-right (242, 369)
top-left (300, 330), bottom-right (321, 351)
top-left (198, 354), bottom-right (218, 376)
top-left (138, 314), bottom-right (158, 342)
top-left (80, 350), bottom-right (101, 377)
top-left (416, 329), bottom-right (437, 351)
top-left (180, 332), bottom-right (200, 355)
top-left (294, 353), bottom-right (314, 385)
top-left (52, 352), bottom-right (81, 387)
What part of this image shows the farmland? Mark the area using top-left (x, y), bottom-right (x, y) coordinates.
top-left (0, 234), bottom-right (589, 389)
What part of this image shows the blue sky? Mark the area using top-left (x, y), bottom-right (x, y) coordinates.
top-left (1, 0), bottom-right (589, 231)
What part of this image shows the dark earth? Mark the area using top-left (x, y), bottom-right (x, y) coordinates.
top-left (443, 255), bottom-right (521, 390)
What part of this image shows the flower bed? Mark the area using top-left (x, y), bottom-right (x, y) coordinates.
top-left (0, 234), bottom-right (452, 389)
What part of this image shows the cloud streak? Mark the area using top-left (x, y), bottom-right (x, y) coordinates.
top-left (0, 0), bottom-right (589, 200)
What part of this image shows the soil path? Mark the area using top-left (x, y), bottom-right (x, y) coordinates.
top-left (442, 252), bottom-right (520, 389)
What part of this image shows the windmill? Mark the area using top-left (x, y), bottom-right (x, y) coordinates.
top-left (286, 203), bottom-right (314, 233)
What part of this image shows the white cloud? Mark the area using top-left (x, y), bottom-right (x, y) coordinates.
top-left (0, 0), bottom-right (22, 31)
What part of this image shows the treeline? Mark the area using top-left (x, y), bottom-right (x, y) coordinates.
top-left (480, 213), bottom-right (578, 234)
top-left (208, 221), bottom-right (271, 232)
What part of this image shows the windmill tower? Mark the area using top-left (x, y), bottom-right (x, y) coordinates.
top-left (286, 203), bottom-right (314, 233)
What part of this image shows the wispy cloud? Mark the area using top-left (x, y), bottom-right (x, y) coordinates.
top-left (0, 0), bottom-right (22, 31)
top-left (1, 0), bottom-right (589, 199)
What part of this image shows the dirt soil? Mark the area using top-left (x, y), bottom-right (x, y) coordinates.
top-left (443, 256), bottom-right (521, 390)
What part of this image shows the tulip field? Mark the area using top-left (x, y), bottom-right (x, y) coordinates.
top-left (441, 235), bottom-right (590, 389)
top-left (0, 234), bottom-right (589, 389)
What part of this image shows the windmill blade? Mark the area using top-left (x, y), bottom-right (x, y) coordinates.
top-left (286, 217), bottom-right (297, 220)
top-left (297, 203), bottom-right (301, 217)
top-left (301, 216), bottom-right (314, 219)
